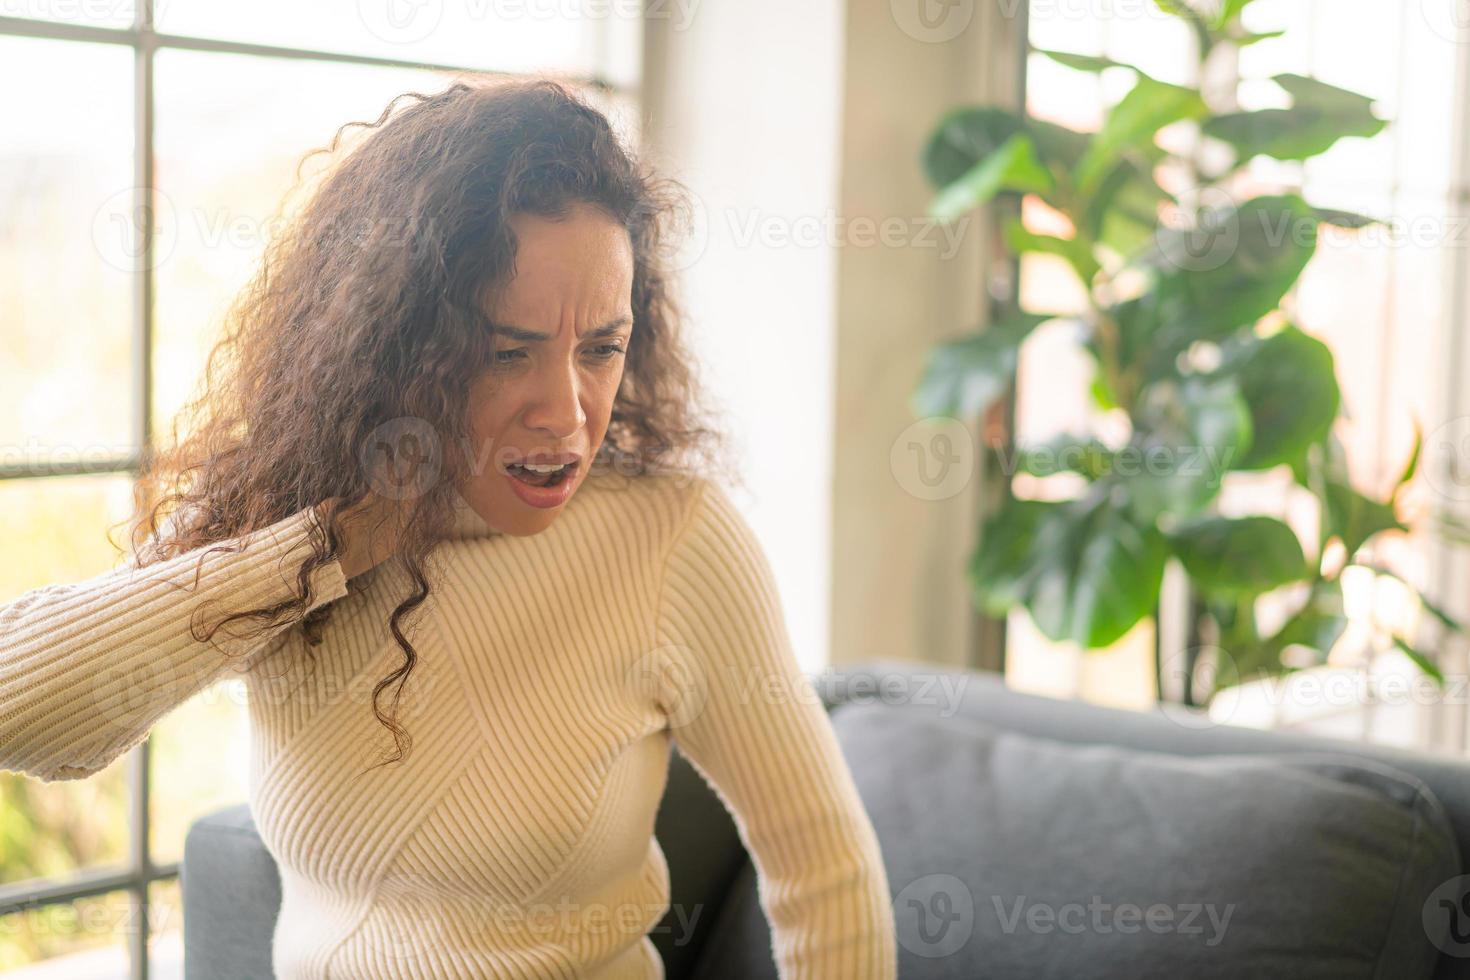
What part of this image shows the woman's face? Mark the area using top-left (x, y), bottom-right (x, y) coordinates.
top-left (457, 203), bottom-right (635, 535)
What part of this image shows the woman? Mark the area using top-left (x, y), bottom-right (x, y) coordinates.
top-left (0, 78), bottom-right (896, 978)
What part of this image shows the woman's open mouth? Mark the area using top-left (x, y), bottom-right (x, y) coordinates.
top-left (505, 461), bottom-right (574, 487)
top-left (502, 456), bottom-right (580, 508)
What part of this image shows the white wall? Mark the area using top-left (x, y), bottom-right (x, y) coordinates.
top-left (642, 2), bottom-right (1023, 672)
top-left (640, 0), bottom-right (846, 671)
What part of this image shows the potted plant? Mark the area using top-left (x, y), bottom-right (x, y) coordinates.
top-left (912, 0), bottom-right (1463, 704)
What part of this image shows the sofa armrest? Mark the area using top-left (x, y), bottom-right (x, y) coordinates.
top-left (182, 804), bottom-right (281, 980)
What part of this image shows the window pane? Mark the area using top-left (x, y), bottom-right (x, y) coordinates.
top-left (0, 474), bottom-right (136, 887)
top-left (0, 474), bottom-right (135, 601)
top-left (148, 681), bottom-right (248, 866)
top-left (0, 890), bottom-right (133, 977)
top-left (150, 51), bottom-right (450, 437)
top-left (0, 36), bottom-right (135, 464)
top-left (146, 879), bottom-right (183, 980)
top-left (3, 0), bottom-right (135, 28)
top-left (0, 760), bottom-right (128, 889)
top-left (155, 0), bottom-right (608, 75)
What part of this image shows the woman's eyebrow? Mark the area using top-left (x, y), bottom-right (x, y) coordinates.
top-left (487, 316), bottom-right (632, 342)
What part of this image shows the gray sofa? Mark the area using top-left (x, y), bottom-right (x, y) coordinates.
top-left (183, 659), bottom-right (1470, 979)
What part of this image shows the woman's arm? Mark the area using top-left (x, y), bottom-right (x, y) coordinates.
top-left (0, 504), bottom-right (349, 783)
top-left (653, 479), bottom-right (898, 980)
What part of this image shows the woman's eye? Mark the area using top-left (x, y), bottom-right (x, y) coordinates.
top-left (494, 348), bottom-right (527, 364)
top-left (589, 344), bottom-right (627, 359)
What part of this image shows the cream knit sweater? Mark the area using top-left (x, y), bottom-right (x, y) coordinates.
top-left (0, 470), bottom-right (897, 979)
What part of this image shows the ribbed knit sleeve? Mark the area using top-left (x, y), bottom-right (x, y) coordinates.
top-left (0, 505), bottom-right (349, 783)
top-left (654, 480), bottom-right (898, 980)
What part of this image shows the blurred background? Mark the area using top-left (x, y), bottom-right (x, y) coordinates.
top-left (3, 0), bottom-right (1469, 975)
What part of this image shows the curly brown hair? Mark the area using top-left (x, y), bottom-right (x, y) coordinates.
top-left (125, 76), bottom-right (730, 772)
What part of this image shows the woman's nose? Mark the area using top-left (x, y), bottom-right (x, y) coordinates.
top-left (522, 358), bottom-right (587, 437)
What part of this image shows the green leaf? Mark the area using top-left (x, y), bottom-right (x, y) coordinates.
top-left (1127, 376), bottom-right (1253, 520)
top-left (1203, 73), bottom-right (1386, 164)
top-left (1392, 634), bottom-right (1446, 686)
top-left (1144, 194), bottom-right (1319, 339)
top-left (1311, 206), bottom-right (1385, 229)
top-left (1104, 292), bottom-right (1173, 377)
top-left (1323, 479), bottom-right (1406, 556)
top-left (1085, 156), bottom-right (1173, 259)
top-left (912, 313), bottom-right (1051, 419)
top-left (968, 497), bottom-right (1058, 617)
top-left (1266, 589), bottom-right (1349, 664)
top-left (1077, 77), bottom-right (1208, 194)
top-left (929, 134), bottom-right (1053, 223)
top-left (1169, 515), bottom-right (1309, 597)
top-left (1004, 219), bottom-right (1101, 283)
top-left (1232, 29), bottom-right (1285, 47)
top-left (1024, 494), bottom-right (1170, 648)
top-left (1216, 0), bottom-right (1258, 26)
top-left (1026, 118), bottom-right (1091, 172)
top-left (1034, 48), bottom-right (1147, 76)
top-left (1223, 325), bottom-right (1341, 470)
top-left (1204, 109), bottom-right (1378, 163)
top-left (1391, 423), bottom-right (1422, 503)
top-left (1275, 73), bottom-right (1378, 115)
top-left (922, 106), bottom-right (1027, 190)
top-left (1091, 373), bottom-right (1119, 410)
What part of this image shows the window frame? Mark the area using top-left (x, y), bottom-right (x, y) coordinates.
top-left (0, 4), bottom-right (629, 977)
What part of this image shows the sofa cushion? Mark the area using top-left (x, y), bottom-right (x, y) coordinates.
top-left (693, 701), bottom-right (1460, 980)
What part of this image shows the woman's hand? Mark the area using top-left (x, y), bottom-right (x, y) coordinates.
top-left (316, 492), bottom-right (409, 579)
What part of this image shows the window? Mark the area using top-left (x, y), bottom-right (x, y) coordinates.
top-left (0, 4), bottom-right (637, 976)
